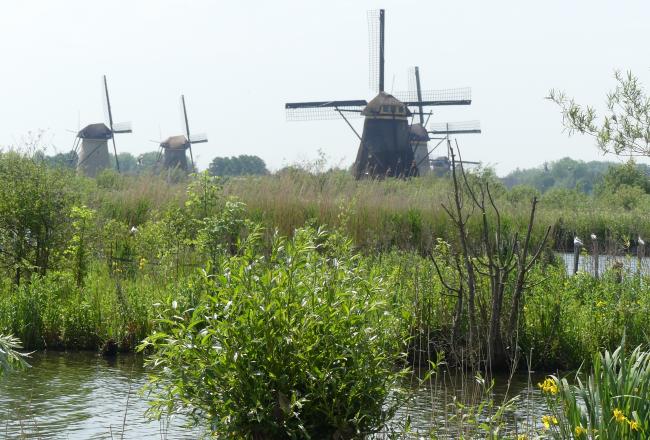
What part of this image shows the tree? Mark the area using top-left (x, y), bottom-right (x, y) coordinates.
top-left (0, 151), bottom-right (78, 284)
top-left (597, 159), bottom-right (650, 195)
top-left (549, 71), bottom-right (650, 157)
top-left (208, 155), bottom-right (268, 177)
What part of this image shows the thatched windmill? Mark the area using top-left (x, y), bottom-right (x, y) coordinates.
top-left (156, 95), bottom-right (207, 172)
top-left (285, 9), bottom-right (472, 179)
top-left (73, 75), bottom-right (132, 177)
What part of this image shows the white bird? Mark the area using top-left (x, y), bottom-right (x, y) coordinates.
top-left (574, 236), bottom-right (584, 247)
top-left (590, 233), bottom-right (597, 240)
top-left (639, 236), bottom-right (645, 246)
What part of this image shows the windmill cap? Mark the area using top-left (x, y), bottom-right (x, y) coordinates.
top-left (362, 92), bottom-right (412, 117)
top-left (160, 135), bottom-right (189, 150)
top-left (78, 123), bottom-right (112, 140)
top-left (409, 123), bottom-right (429, 142)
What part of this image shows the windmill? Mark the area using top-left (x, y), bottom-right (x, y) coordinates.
top-left (285, 9), bottom-right (472, 179)
top-left (73, 75), bottom-right (132, 177)
top-left (156, 95), bottom-right (208, 173)
top-left (404, 66), bottom-right (482, 176)
top-left (427, 122), bottom-right (482, 175)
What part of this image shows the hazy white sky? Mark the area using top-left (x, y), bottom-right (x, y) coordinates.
top-left (1, 0), bottom-right (649, 175)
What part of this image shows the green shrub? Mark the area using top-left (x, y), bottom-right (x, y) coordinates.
top-left (140, 226), bottom-right (408, 439)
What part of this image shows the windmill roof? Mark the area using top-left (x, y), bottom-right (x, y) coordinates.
top-left (362, 92), bottom-right (412, 117)
top-left (78, 123), bottom-right (112, 140)
top-left (409, 123), bottom-right (429, 142)
top-left (161, 135), bottom-right (189, 150)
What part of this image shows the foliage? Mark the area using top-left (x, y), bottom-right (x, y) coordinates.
top-left (541, 342), bottom-right (650, 439)
top-left (0, 151), bottom-right (78, 285)
top-left (501, 157), bottom-right (646, 194)
top-left (596, 159), bottom-right (650, 195)
top-left (549, 70), bottom-right (650, 157)
top-left (208, 154), bottom-right (269, 177)
top-left (140, 226), bottom-right (408, 439)
top-left (65, 205), bottom-right (96, 286)
top-left (0, 334), bottom-right (30, 376)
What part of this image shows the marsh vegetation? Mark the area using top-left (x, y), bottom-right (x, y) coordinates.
top-left (2, 146), bottom-right (650, 438)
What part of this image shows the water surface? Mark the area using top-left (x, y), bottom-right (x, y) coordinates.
top-left (0, 352), bottom-right (549, 439)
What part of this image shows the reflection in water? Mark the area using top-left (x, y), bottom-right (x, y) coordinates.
top-left (0, 353), bottom-right (550, 439)
top-left (388, 371), bottom-right (548, 438)
top-left (558, 252), bottom-right (650, 276)
top-left (0, 352), bottom-right (201, 439)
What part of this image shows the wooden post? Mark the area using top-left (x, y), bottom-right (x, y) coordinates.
top-left (573, 237), bottom-right (582, 275)
top-left (638, 237), bottom-right (645, 276)
top-left (591, 234), bottom-right (599, 279)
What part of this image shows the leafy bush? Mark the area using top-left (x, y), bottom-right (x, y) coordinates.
top-left (140, 226), bottom-right (408, 439)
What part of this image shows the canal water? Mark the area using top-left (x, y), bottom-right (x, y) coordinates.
top-left (0, 352), bottom-right (550, 439)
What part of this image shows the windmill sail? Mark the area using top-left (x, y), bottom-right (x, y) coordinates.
top-left (429, 121), bottom-right (482, 135)
top-left (367, 9), bottom-right (385, 93)
top-left (394, 87), bottom-right (472, 108)
top-left (285, 100), bottom-right (367, 121)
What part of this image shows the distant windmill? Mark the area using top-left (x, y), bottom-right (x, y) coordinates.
top-left (403, 66), bottom-right (481, 175)
top-left (285, 9), bottom-right (472, 179)
top-left (156, 95), bottom-right (208, 173)
top-left (73, 75), bottom-right (132, 177)
top-left (427, 121), bottom-right (482, 175)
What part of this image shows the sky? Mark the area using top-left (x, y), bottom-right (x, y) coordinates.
top-left (1, 0), bottom-right (649, 175)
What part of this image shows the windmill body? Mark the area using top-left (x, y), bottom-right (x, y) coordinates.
top-left (353, 92), bottom-right (414, 178)
top-left (409, 123), bottom-right (430, 176)
top-left (77, 123), bottom-right (112, 177)
top-left (160, 135), bottom-right (190, 171)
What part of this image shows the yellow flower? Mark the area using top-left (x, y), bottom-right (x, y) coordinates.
top-left (575, 425), bottom-right (587, 437)
top-left (139, 257), bottom-right (147, 270)
top-left (517, 435), bottom-right (528, 440)
top-left (542, 415), bottom-right (558, 430)
top-left (629, 419), bottom-right (640, 431)
top-left (538, 377), bottom-right (558, 395)
top-left (613, 408), bottom-right (627, 423)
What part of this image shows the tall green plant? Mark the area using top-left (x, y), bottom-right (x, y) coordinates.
top-left (541, 342), bottom-right (650, 439)
top-left (140, 226), bottom-right (408, 439)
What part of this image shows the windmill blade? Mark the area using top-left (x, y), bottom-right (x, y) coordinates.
top-left (111, 121), bottom-right (132, 134)
top-left (179, 95), bottom-right (195, 169)
top-left (285, 100), bottom-right (367, 121)
top-left (414, 67), bottom-right (424, 124)
top-left (101, 75), bottom-right (121, 172)
top-left (367, 9), bottom-right (385, 93)
top-left (429, 120), bottom-right (482, 135)
top-left (102, 75), bottom-right (114, 130)
top-left (395, 87), bottom-right (472, 107)
top-left (189, 133), bottom-right (208, 144)
top-left (180, 95), bottom-right (191, 140)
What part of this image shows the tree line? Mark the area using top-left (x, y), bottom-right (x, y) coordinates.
top-left (37, 150), bottom-right (269, 177)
